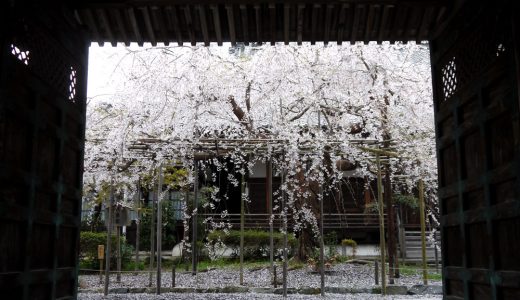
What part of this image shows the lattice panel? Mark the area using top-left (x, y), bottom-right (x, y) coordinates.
top-left (437, 13), bottom-right (510, 104)
top-left (10, 44), bottom-right (30, 65)
top-left (10, 21), bottom-right (83, 107)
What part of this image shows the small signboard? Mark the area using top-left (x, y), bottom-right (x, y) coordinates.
top-left (98, 244), bottom-right (105, 260)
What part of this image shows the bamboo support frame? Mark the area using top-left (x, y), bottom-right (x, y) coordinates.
top-left (419, 179), bottom-right (428, 285)
top-left (156, 164), bottom-right (164, 294)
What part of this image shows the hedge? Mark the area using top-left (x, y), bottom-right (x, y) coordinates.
top-left (80, 231), bottom-right (133, 270)
top-left (207, 230), bottom-right (298, 259)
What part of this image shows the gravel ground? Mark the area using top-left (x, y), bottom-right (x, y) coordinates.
top-left (78, 292), bottom-right (442, 300)
top-left (79, 263), bottom-right (441, 290)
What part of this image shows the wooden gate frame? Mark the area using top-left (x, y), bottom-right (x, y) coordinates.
top-left (431, 1), bottom-right (520, 298)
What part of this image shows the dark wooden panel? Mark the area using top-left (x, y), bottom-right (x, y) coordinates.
top-left (0, 6), bottom-right (88, 300)
top-left (432, 1), bottom-right (519, 299)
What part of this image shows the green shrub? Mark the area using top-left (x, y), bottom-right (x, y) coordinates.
top-left (341, 238), bottom-right (358, 258)
top-left (394, 193), bottom-right (419, 210)
top-left (79, 231), bottom-right (133, 270)
top-left (207, 230), bottom-right (297, 260)
top-left (323, 231), bottom-right (338, 245)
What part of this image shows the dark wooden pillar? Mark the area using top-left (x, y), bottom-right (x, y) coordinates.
top-left (431, 1), bottom-right (520, 298)
top-left (0, 3), bottom-right (89, 299)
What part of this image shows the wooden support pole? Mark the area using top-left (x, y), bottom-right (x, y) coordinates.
top-left (148, 177), bottom-right (156, 287)
top-left (192, 160), bottom-right (199, 275)
top-left (376, 153), bottom-right (386, 295)
top-left (419, 179), bottom-right (428, 285)
top-left (434, 231), bottom-right (439, 273)
top-left (319, 182), bottom-right (325, 296)
top-left (282, 164), bottom-right (288, 298)
top-left (135, 179), bottom-right (141, 273)
top-left (104, 185), bottom-right (114, 296)
top-left (267, 159), bottom-right (274, 283)
top-left (116, 225), bottom-right (121, 283)
top-left (156, 164), bottom-right (163, 294)
top-left (172, 265), bottom-right (176, 288)
top-left (385, 169), bottom-right (396, 283)
top-left (240, 172), bottom-right (245, 285)
top-left (375, 260), bottom-right (379, 285)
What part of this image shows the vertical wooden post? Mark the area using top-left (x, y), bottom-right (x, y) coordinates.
top-left (434, 231), bottom-right (439, 273)
top-left (156, 164), bottom-right (163, 294)
top-left (116, 225), bottom-right (121, 283)
top-left (104, 185), bottom-right (114, 296)
top-left (135, 178), bottom-right (141, 273)
top-left (267, 159), bottom-right (274, 283)
top-left (240, 172), bottom-right (245, 285)
top-left (376, 153), bottom-right (386, 295)
top-left (281, 164), bottom-right (288, 298)
top-left (419, 179), bottom-right (428, 285)
top-left (385, 169), bottom-right (396, 283)
top-left (192, 160), bottom-right (199, 275)
top-left (375, 260), bottom-right (379, 285)
top-left (273, 264), bottom-right (277, 288)
top-left (148, 177), bottom-right (156, 287)
top-left (319, 182), bottom-right (325, 296)
top-left (98, 244), bottom-right (104, 284)
top-left (172, 265), bottom-right (176, 288)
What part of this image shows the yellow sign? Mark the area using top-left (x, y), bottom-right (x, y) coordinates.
top-left (98, 245), bottom-right (105, 260)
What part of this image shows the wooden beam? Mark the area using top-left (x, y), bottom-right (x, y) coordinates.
top-left (417, 6), bottom-right (434, 43)
top-left (97, 8), bottom-right (116, 46)
top-left (141, 6), bottom-right (156, 46)
top-left (151, 7), bottom-right (169, 46)
top-left (311, 4), bottom-right (319, 45)
top-left (127, 7), bottom-right (143, 46)
top-left (323, 4), bottom-right (333, 45)
top-left (364, 5), bottom-right (377, 44)
top-left (211, 5), bottom-right (223, 46)
top-left (226, 5), bottom-right (236, 46)
top-left (269, 3), bottom-right (276, 45)
top-left (165, 6), bottom-right (183, 46)
top-left (112, 8), bottom-right (129, 46)
top-left (240, 5), bottom-right (249, 45)
top-left (350, 4), bottom-right (363, 45)
top-left (377, 5), bottom-right (393, 44)
top-left (284, 4), bottom-right (290, 45)
top-left (254, 4), bottom-right (262, 44)
top-left (83, 9), bottom-right (103, 46)
top-left (198, 5), bottom-right (210, 46)
top-left (184, 5), bottom-right (196, 46)
top-left (297, 4), bottom-right (305, 45)
top-left (336, 4), bottom-right (348, 45)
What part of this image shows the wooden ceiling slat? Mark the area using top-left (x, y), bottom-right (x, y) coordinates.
top-left (240, 5), bottom-right (249, 45)
top-left (184, 5), bottom-right (196, 46)
top-left (83, 9), bottom-right (103, 46)
top-left (112, 8), bottom-right (130, 46)
top-left (336, 4), bottom-right (348, 45)
top-left (254, 4), bottom-right (262, 44)
top-left (351, 5), bottom-right (363, 45)
top-left (311, 4), bottom-right (319, 45)
top-left (377, 5), bottom-right (392, 44)
top-left (284, 4), bottom-right (290, 45)
top-left (152, 7), bottom-right (169, 46)
top-left (364, 5), bottom-right (376, 44)
top-left (297, 4), bottom-right (305, 45)
top-left (323, 4), bottom-right (333, 45)
top-left (269, 3), bottom-right (276, 45)
top-left (198, 5), bottom-right (210, 46)
top-left (141, 7), bottom-right (157, 46)
top-left (165, 6), bottom-right (183, 46)
top-left (97, 8), bottom-right (116, 46)
top-left (211, 5), bottom-right (223, 46)
top-left (127, 7), bottom-right (144, 46)
top-left (371, 5), bottom-right (382, 43)
top-left (225, 5), bottom-right (236, 46)
top-left (417, 6), bottom-right (434, 42)
top-left (76, 1), bottom-right (450, 46)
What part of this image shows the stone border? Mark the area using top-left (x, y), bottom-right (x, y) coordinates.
top-left (79, 284), bottom-right (441, 296)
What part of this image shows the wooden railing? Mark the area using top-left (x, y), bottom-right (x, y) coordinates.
top-left (198, 213), bottom-right (386, 230)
